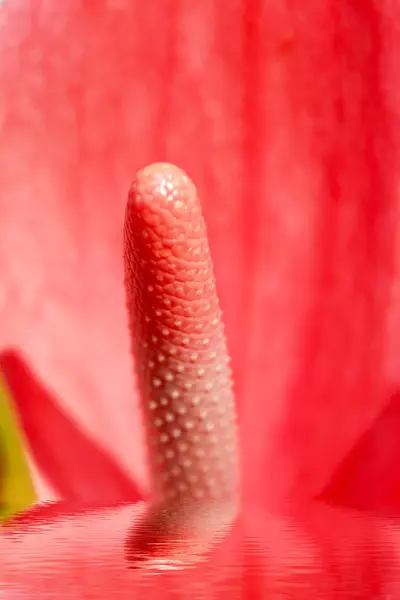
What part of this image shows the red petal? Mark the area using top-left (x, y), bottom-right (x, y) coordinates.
top-left (321, 391), bottom-right (400, 515)
top-left (0, 351), bottom-right (143, 504)
top-left (238, 1), bottom-right (400, 507)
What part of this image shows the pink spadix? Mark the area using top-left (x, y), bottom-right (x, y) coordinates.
top-left (124, 163), bottom-right (239, 566)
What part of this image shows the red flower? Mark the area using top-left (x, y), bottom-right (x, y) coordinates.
top-left (1, 1), bottom-right (400, 596)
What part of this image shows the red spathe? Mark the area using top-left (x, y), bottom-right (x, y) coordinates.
top-left (0, 0), bottom-right (400, 572)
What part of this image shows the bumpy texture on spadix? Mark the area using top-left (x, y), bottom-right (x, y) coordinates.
top-left (124, 163), bottom-right (239, 564)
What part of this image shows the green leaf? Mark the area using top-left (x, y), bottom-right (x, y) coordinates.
top-left (0, 376), bottom-right (37, 518)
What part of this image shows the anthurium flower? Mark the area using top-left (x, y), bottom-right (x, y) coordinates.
top-left (1, 0), bottom-right (400, 596)
top-left (2, 163), bottom-right (400, 597)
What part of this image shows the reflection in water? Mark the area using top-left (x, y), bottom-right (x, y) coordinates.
top-left (1, 500), bottom-right (399, 598)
